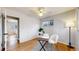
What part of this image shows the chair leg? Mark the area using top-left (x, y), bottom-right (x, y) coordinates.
top-left (51, 44), bottom-right (53, 51)
top-left (52, 44), bottom-right (56, 51)
top-left (50, 44), bottom-right (53, 51)
top-left (53, 44), bottom-right (59, 51)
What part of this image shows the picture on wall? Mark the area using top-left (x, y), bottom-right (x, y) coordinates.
top-left (42, 20), bottom-right (54, 27)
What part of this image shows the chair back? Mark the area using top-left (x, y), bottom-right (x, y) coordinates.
top-left (49, 34), bottom-right (59, 44)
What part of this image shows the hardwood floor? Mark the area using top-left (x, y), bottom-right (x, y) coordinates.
top-left (7, 39), bottom-right (36, 51)
top-left (54, 43), bottom-right (75, 51)
top-left (7, 39), bottom-right (75, 51)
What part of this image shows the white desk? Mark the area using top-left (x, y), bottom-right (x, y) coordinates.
top-left (36, 34), bottom-right (49, 51)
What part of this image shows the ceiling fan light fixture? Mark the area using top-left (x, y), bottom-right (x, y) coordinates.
top-left (36, 7), bottom-right (46, 17)
top-left (38, 12), bottom-right (43, 16)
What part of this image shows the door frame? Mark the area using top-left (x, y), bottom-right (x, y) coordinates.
top-left (1, 13), bottom-right (5, 51)
top-left (6, 16), bottom-right (20, 44)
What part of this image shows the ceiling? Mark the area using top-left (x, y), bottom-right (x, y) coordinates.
top-left (6, 7), bottom-right (76, 18)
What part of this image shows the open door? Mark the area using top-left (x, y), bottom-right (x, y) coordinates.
top-left (5, 16), bottom-right (19, 51)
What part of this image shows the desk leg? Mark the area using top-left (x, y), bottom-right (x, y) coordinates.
top-left (38, 40), bottom-right (47, 51)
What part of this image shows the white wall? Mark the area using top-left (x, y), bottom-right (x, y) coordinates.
top-left (75, 8), bottom-right (79, 50)
top-left (4, 8), bottom-right (40, 43)
top-left (75, 32), bottom-right (79, 50)
top-left (42, 10), bottom-right (76, 46)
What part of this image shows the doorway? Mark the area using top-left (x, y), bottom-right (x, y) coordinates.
top-left (5, 16), bottom-right (20, 50)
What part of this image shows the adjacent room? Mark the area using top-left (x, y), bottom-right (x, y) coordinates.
top-left (0, 7), bottom-right (79, 51)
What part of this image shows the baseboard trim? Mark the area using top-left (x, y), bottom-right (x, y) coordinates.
top-left (20, 38), bottom-right (35, 44)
